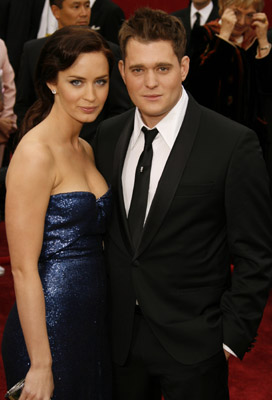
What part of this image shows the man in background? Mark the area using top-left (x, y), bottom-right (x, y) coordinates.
top-left (15, 0), bottom-right (131, 144)
top-left (90, 0), bottom-right (125, 44)
top-left (172, 0), bottom-right (219, 54)
top-left (0, 0), bottom-right (46, 76)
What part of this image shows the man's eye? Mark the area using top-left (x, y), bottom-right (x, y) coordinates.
top-left (70, 80), bottom-right (82, 86)
top-left (132, 69), bottom-right (143, 73)
top-left (158, 67), bottom-right (169, 72)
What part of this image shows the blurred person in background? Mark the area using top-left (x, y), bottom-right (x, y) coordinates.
top-left (90, 0), bottom-right (125, 44)
top-left (187, 0), bottom-right (272, 158)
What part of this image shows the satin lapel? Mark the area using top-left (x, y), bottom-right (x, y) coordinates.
top-left (111, 112), bottom-right (135, 254)
top-left (134, 96), bottom-right (201, 259)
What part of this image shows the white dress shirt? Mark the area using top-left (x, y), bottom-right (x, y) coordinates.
top-left (190, 1), bottom-right (213, 28)
top-left (122, 88), bottom-right (188, 220)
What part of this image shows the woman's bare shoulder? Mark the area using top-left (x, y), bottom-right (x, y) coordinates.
top-left (7, 126), bottom-right (55, 184)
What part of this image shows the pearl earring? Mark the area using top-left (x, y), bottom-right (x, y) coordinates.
top-left (52, 89), bottom-right (56, 94)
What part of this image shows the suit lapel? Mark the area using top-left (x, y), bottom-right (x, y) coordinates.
top-left (208, 6), bottom-right (219, 23)
top-left (134, 96), bottom-right (201, 258)
top-left (110, 111), bottom-right (135, 254)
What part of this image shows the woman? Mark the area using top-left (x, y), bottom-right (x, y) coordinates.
top-left (187, 0), bottom-right (272, 154)
top-left (2, 25), bottom-right (113, 400)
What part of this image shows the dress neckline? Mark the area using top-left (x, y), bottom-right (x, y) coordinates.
top-left (50, 187), bottom-right (110, 202)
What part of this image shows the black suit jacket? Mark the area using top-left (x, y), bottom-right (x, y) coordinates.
top-left (0, 0), bottom-right (45, 76)
top-left (172, 3), bottom-right (219, 55)
top-left (15, 35), bottom-right (132, 143)
top-left (94, 95), bottom-right (272, 365)
top-left (90, 0), bottom-right (125, 44)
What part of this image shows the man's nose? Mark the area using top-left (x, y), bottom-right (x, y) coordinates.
top-left (144, 71), bottom-right (158, 88)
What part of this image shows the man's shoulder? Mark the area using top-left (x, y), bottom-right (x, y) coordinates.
top-left (171, 6), bottom-right (190, 19)
top-left (92, 0), bottom-right (124, 17)
top-left (23, 36), bottom-right (48, 53)
top-left (187, 94), bottom-right (254, 143)
top-left (99, 108), bottom-right (135, 131)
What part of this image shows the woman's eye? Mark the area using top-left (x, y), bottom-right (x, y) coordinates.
top-left (96, 79), bottom-right (108, 86)
top-left (70, 80), bottom-right (82, 86)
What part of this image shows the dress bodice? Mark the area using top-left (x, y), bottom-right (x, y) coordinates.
top-left (39, 189), bottom-right (112, 262)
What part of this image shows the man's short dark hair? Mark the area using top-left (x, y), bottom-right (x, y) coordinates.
top-left (50, 0), bottom-right (64, 8)
top-left (118, 7), bottom-right (187, 62)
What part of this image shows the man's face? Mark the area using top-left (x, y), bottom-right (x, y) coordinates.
top-left (192, 0), bottom-right (212, 10)
top-left (52, 0), bottom-right (91, 29)
top-left (119, 39), bottom-right (189, 128)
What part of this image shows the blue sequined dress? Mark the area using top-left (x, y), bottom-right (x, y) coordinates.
top-left (2, 190), bottom-right (112, 399)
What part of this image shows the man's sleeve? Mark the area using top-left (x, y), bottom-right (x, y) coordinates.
top-left (221, 128), bottom-right (272, 359)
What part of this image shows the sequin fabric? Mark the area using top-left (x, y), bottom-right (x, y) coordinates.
top-left (2, 189), bottom-right (112, 399)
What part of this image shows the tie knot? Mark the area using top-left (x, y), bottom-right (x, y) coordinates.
top-left (194, 12), bottom-right (201, 28)
top-left (142, 126), bottom-right (158, 149)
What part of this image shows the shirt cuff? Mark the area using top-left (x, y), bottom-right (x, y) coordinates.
top-left (223, 343), bottom-right (238, 358)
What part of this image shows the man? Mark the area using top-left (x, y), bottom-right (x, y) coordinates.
top-left (172, 0), bottom-right (219, 54)
top-left (94, 7), bottom-right (272, 400)
top-left (90, 0), bottom-right (125, 44)
top-left (15, 0), bottom-right (131, 143)
top-left (0, 0), bottom-right (46, 75)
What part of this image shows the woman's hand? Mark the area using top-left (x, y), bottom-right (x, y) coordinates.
top-left (19, 365), bottom-right (54, 400)
top-left (252, 13), bottom-right (270, 48)
top-left (220, 8), bottom-right (237, 41)
top-left (0, 117), bottom-right (14, 138)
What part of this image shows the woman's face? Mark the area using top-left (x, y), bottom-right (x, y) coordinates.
top-left (229, 4), bottom-right (257, 37)
top-left (50, 51), bottom-right (110, 125)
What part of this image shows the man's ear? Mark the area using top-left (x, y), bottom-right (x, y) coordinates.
top-left (51, 5), bottom-right (61, 22)
top-left (118, 60), bottom-right (126, 84)
top-left (180, 56), bottom-right (190, 82)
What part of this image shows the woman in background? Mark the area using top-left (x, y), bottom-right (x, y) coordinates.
top-left (2, 25), bottom-right (113, 400)
top-left (187, 0), bottom-right (271, 155)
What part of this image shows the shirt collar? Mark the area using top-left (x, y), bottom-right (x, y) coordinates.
top-left (131, 88), bottom-right (189, 149)
top-left (191, 1), bottom-right (213, 25)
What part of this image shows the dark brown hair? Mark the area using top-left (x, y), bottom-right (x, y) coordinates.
top-left (118, 7), bottom-right (187, 62)
top-left (49, 0), bottom-right (64, 8)
top-left (20, 25), bottom-right (114, 139)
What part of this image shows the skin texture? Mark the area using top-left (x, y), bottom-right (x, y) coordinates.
top-left (5, 51), bottom-right (110, 400)
top-left (118, 39), bottom-right (189, 128)
top-left (51, 0), bottom-right (91, 28)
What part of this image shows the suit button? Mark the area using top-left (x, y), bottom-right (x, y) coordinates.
top-left (132, 260), bottom-right (140, 267)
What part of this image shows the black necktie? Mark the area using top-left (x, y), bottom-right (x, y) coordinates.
top-left (193, 12), bottom-right (201, 29)
top-left (128, 126), bottom-right (158, 248)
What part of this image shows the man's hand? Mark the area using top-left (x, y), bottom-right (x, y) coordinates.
top-left (224, 349), bottom-right (231, 361)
